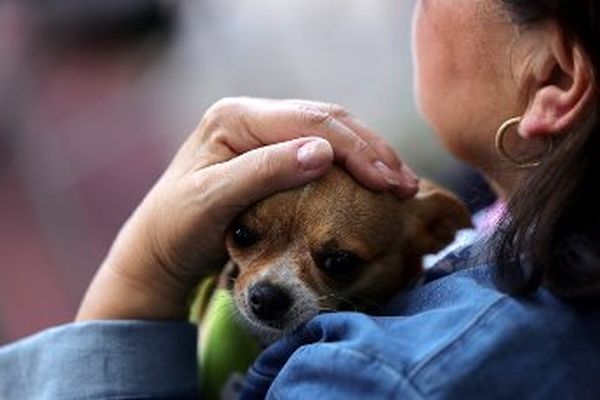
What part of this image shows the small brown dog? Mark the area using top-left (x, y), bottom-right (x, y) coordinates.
top-left (223, 166), bottom-right (471, 343)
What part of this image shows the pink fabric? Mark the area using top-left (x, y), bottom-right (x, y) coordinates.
top-left (474, 200), bottom-right (507, 235)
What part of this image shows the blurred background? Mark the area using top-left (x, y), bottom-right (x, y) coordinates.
top-left (0, 0), bottom-right (493, 343)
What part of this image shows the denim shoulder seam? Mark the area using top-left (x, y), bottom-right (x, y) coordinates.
top-left (407, 295), bottom-right (509, 380)
top-left (291, 342), bottom-right (428, 399)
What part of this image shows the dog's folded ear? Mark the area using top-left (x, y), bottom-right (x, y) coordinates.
top-left (408, 179), bottom-right (473, 256)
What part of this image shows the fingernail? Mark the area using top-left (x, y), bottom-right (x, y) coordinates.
top-left (297, 139), bottom-right (332, 171)
top-left (374, 161), bottom-right (419, 191)
top-left (400, 164), bottom-right (419, 187)
top-left (374, 160), bottom-right (402, 186)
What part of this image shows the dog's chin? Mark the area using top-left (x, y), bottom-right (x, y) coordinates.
top-left (239, 317), bottom-right (285, 346)
top-left (235, 305), bottom-right (319, 346)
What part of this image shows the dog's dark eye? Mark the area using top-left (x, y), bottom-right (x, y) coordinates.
top-left (315, 250), bottom-right (363, 279)
top-left (231, 221), bottom-right (260, 248)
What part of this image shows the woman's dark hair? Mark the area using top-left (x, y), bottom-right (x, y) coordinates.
top-left (494, 0), bottom-right (600, 302)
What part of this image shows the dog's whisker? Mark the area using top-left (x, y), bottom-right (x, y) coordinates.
top-left (321, 292), bottom-right (352, 304)
top-left (317, 293), bottom-right (336, 301)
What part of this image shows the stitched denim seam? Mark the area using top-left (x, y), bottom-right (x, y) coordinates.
top-left (407, 296), bottom-right (508, 380)
top-left (274, 343), bottom-right (428, 399)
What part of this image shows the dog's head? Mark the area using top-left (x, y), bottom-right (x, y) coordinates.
top-left (225, 166), bottom-right (471, 342)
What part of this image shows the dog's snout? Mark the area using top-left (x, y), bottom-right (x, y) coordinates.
top-left (248, 282), bottom-right (292, 322)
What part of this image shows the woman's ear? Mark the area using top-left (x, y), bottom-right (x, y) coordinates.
top-left (519, 24), bottom-right (595, 139)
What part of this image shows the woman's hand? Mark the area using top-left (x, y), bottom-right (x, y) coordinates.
top-left (76, 98), bottom-right (419, 321)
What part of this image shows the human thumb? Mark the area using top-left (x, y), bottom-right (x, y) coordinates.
top-left (205, 137), bottom-right (334, 211)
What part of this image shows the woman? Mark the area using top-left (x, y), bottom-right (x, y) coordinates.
top-left (2, 0), bottom-right (599, 398)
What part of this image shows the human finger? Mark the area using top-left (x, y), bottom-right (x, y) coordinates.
top-left (289, 99), bottom-right (419, 197)
top-left (203, 97), bottom-right (418, 197)
top-left (196, 136), bottom-right (334, 217)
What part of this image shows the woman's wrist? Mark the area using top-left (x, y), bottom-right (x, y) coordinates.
top-left (76, 251), bottom-right (194, 321)
top-left (75, 216), bottom-right (197, 321)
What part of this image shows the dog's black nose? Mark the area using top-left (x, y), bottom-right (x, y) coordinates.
top-left (248, 282), bottom-right (292, 322)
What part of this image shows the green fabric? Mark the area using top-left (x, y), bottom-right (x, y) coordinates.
top-left (190, 278), bottom-right (261, 400)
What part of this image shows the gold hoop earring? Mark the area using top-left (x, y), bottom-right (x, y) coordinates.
top-left (495, 116), bottom-right (553, 169)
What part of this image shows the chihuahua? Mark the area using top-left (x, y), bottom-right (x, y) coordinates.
top-left (219, 166), bottom-right (472, 344)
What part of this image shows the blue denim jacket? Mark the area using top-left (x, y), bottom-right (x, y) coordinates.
top-left (2, 240), bottom-right (600, 399)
